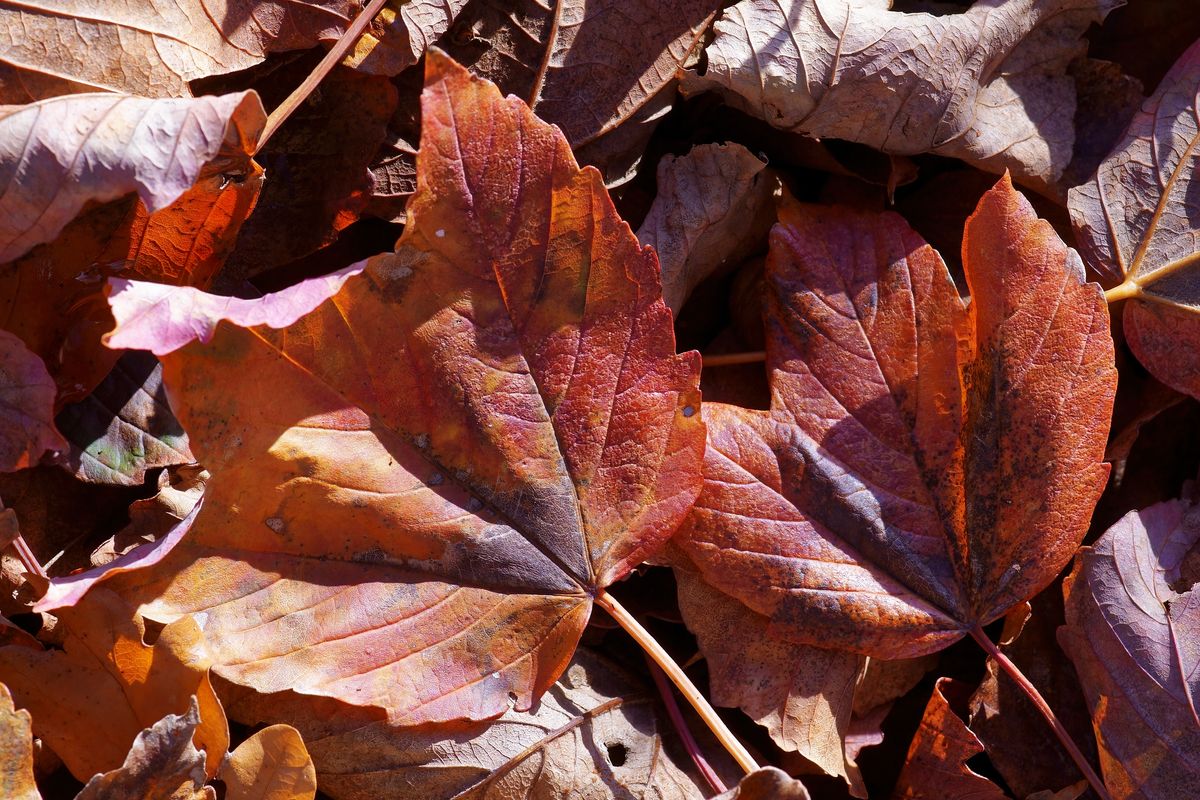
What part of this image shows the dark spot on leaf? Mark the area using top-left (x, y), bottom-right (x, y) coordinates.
top-left (605, 741), bottom-right (627, 767)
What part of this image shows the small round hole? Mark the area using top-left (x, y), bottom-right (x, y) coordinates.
top-left (605, 742), bottom-right (627, 767)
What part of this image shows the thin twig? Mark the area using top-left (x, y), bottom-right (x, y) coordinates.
top-left (595, 589), bottom-right (759, 775)
top-left (702, 351), bottom-right (766, 368)
top-left (256, 0), bottom-right (391, 153)
top-left (645, 654), bottom-right (727, 794)
top-left (969, 626), bottom-right (1112, 800)
top-left (10, 535), bottom-right (46, 580)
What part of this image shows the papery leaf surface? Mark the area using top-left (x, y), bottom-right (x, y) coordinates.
top-left (0, 682), bottom-right (39, 800)
top-left (0, 330), bottom-right (64, 471)
top-left (219, 725), bottom-right (317, 800)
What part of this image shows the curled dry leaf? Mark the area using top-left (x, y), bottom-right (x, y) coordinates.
top-left (0, 92), bottom-right (264, 264)
top-left (637, 143), bottom-right (777, 316)
top-left (55, 351), bottom-right (192, 486)
top-left (1059, 493), bottom-right (1200, 798)
top-left (714, 766), bottom-right (811, 799)
top-left (0, 330), bottom-right (64, 472)
top-left (892, 678), bottom-right (1007, 800)
top-left (75, 698), bottom-right (214, 800)
top-left (219, 648), bottom-right (708, 800)
top-left (219, 725), bottom-right (317, 800)
top-left (675, 176), bottom-right (1116, 659)
top-left (0, 682), bottom-right (38, 800)
top-left (94, 52), bottom-right (703, 726)
top-left (673, 553), bottom-right (867, 794)
top-left (687, 0), bottom-right (1120, 188)
top-left (0, 588), bottom-right (227, 781)
top-left (344, 0), bottom-right (469, 76)
top-left (1069, 39), bottom-right (1200, 400)
top-left (0, 0), bottom-right (357, 102)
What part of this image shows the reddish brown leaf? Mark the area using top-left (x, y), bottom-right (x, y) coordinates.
top-left (1059, 493), bottom-right (1200, 798)
top-left (892, 678), bottom-right (1008, 800)
top-left (89, 51), bottom-right (703, 727)
top-left (1069, 39), bottom-right (1200, 399)
top-left (219, 725), bottom-right (317, 800)
top-left (676, 176), bottom-right (1116, 659)
top-left (0, 330), bottom-right (64, 472)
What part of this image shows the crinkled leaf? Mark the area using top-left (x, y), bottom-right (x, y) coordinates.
top-left (219, 725), bottom-right (317, 800)
top-left (637, 143), bottom-right (777, 316)
top-left (344, 0), bottom-right (469, 77)
top-left (676, 177), bottom-right (1115, 659)
top-left (0, 588), bottom-right (227, 781)
top-left (0, 682), bottom-right (38, 800)
top-left (687, 0), bottom-right (1120, 188)
top-left (97, 51), bottom-right (703, 726)
top-left (75, 698), bottom-right (214, 800)
top-left (1059, 494), bottom-right (1200, 798)
top-left (0, 330), bottom-right (64, 472)
top-left (1069, 39), bottom-right (1200, 400)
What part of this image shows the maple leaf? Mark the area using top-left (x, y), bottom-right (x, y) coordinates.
top-left (86, 51), bottom-right (703, 726)
top-left (0, 330), bottom-right (64, 472)
top-left (685, 0), bottom-right (1120, 188)
top-left (1070, 39), bottom-right (1200, 401)
top-left (892, 678), bottom-right (1008, 800)
top-left (1059, 491), bottom-right (1200, 798)
top-left (675, 176), bottom-right (1116, 659)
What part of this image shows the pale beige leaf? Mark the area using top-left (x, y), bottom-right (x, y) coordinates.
top-left (637, 143), bottom-right (777, 316)
top-left (220, 725), bottom-right (316, 800)
top-left (0, 682), bottom-right (39, 800)
top-left (714, 767), bottom-right (811, 799)
top-left (687, 0), bottom-right (1120, 187)
top-left (0, 92), bottom-right (265, 263)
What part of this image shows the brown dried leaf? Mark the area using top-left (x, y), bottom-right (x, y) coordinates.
top-left (219, 725), bottom-right (317, 800)
top-left (637, 143), bottom-right (777, 316)
top-left (0, 682), bottom-right (39, 800)
top-left (344, 0), bottom-right (470, 76)
top-left (687, 0), bottom-right (1120, 188)
top-left (714, 767), bottom-right (811, 800)
top-left (0, 330), bottom-right (64, 472)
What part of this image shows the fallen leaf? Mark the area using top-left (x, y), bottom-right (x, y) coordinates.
top-left (218, 648), bottom-right (709, 800)
top-left (0, 92), bottom-right (264, 264)
top-left (676, 176), bottom-right (1116, 659)
top-left (75, 697), bottom-right (215, 800)
top-left (344, 0), bottom-right (469, 76)
top-left (94, 51), bottom-right (703, 726)
top-left (686, 0), bottom-right (1120, 188)
top-left (89, 466), bottom-right (207, 568)
top-left (0, 0), bottom-right (357, 102)
top-left (891, 678), bottom-right (1007, 800)
top-left (1069, 39), bottom-right (1200, 400)
top-left (0, 588), bottom-right (227, 781)
top-left (0, 330), bottom-right (64, 472)
top-left (674, 554), bottom-right (866, 793)
top-left (637, 143), bottom-right (777, 316)
top-left (219, 725), bottom-right (317, 800)
top-left (0, 682), bottom-right (39, 800)
top-left (714, 766), bottom-right (811, 799)
top-left (1059, 492), bottom-right (1200, 798)
top-left (55, 351), bottom-right (192, 485)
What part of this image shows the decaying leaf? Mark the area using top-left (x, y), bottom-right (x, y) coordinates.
top-left (674, 554), bottom-right (866, 793)
top-left (92, 51), bottom-right (703, 726)
top-left (55, 351), bottom-right (192, 485)
top-left (637, 143), bottom-right (777, 316)
top-left (714, 767), bottom-right (811, 799)
top-left (219, 725), bottom-right (317, 800)
top-left (0, 92), bottom-right (264, 264)
top-left (1069, 39), bottom-right (1200, 400)
top-left (0, 330), bottom-right (64, 472)
top-left (75, 698), bottom-right (215, 800)
top-left (686, 0), bottom-right (1120, 188)
top-left (892, 678), bottom-right (1007, 800)
top-left (0, 588), bottom-right (227, 781)
top-left (0, 682), bottom-right (38, 800)
top-left (676, 176), bottom-right (1116, 659)
top-left (344, 0), bottom-right (469, 76)
top-left (1059, 492), bottom-right (1200, 798)
top-left (0, 0), bottom-right (356, 102)
top-left (89, 466), bottom-right (207, 568)
top-left (219, 648), bottom-right (709, 800)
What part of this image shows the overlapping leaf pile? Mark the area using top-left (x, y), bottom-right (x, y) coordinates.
top-left (1, 0), bottom-right (1199, 798)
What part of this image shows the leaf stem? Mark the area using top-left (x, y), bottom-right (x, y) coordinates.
top-left (1103, 279), bottom-right (1141, 304)
top-left (595, 589), bottom-right (759, 775)
top-left (256, 0), bottom-right (391, 153)
top-left (702, 351), bottom-right (766, 368)
top-left (969, 626), bottom-right (1111, 800)
top-left (10, 535), bottom-right (46, 580)
top-left (645, 654), bottom-right (728, 794)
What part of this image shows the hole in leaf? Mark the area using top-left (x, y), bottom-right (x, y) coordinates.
top-left (605, 742), bottom-right (627, 767)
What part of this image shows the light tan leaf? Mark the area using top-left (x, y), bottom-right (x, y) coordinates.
top-left (714, 767), bottom-right (811, 799)
top-left (637, 143), bottom-right (777, 316)
top-left (0, 682), bottom-right (39, 800)
top-left (0, 91), bottom-right (265, 263)
top-left (686, 0), bottom-right (1120, 188)
top-left (344, 0), bottom-right (470, 76)
top-left (219, 725), bottom-right (316, 800)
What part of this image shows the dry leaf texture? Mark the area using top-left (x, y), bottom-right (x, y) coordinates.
top-left (676, 177), bottom-right (1116, 659)
top-left (219, 725), bottom-right (317, 800)
top-left (96, 51), bottom-right (703, 726)
top-left (0, 329), bottom-right (64, 471)
top-left (689, 0), bottom-right (1120, 187)
top-left (0, 682), bottom-right (38, 800)
top-left (1060, 495), bottom-right (1200, 798)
